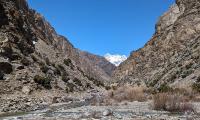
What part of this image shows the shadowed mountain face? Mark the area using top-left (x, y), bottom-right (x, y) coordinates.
top-left (0, 0), bottom-right (115, 94)
top-left (113, 0), bottom-right (200, 89)
top-left (78, 51), bottom-right (116, 76)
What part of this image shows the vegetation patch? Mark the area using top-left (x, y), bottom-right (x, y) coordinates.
top-left (93, 79), bottom-right (105, 87)
top-left (149, 79), bottom-right (159, 87)
top-left (158, 84), bottom-right (172, 93)
top-left (64, 58), bottom-right (72, 66)
top-left (62, 74), bottom-right (70, 83)
top-left (57, 64), bottom-right (65, 71)
top-left (86, 83), bottom-right (92, 89)
top-left (181, 70), bottom-right (193, 78)
top-left (45, 57), bottom-right (50, 65)
top-left (105, 86), bottom-right (111, 90)
top-left (185, 62), bottom-right (193, 70)
top-left (21, 57), bottom-right (30, 66)
top-left (153, 93), bottom-right (195, 113)
top-left (84, 74), bottom-right (105, 87)
top-left (54, 65), bottom-right (61, 75)
top-left (105, 86), bottom-right (146, 103)
top-left (31, 54), bottom-right (38, 62)
top-left (73, 77), bottom-right (82, 86)
top-left (34, 75), bottom-right (52, 89)
top-left (64, 58), bottom-right (74, 70)
top-left (54, 64), bottom-right (66, 76)
top-left (40, 64), bottom-right (49, 73)
top-left (192, 77), bottom-right (200, 92)
top-left (66, 83), bottom-right (76, 93)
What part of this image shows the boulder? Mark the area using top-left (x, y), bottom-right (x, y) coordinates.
top-left (22, 86), bottom-right (31, 95)
top-left (0, 71), bottom-right (4, 80)
top-left (103, 109), bottom-right (113, 116)
top-left (0, 62), bottom-right (13, 74)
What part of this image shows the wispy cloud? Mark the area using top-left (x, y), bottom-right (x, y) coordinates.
top-left (104, 53), bottom-right (127, 66)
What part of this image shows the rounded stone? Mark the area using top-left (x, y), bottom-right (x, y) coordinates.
top-left (103, 109), bottom-right (112, 116)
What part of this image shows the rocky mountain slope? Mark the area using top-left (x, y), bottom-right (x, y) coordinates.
top-left (0, 0), bottom-right (115, 97)
top-left (113, 0), bottom-right (200, 89)
top-left (78, 50), bottom-right (116, 76)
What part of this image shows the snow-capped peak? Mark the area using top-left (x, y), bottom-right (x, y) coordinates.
top-left (104, 53), bottom-right (127, 66)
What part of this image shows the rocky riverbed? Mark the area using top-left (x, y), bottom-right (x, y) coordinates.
top-left (1, 89), bottom-right (200, 120)
top-left (1, 100), bottom-right (200, 120)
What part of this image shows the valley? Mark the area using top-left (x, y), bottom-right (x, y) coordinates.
top-left (0, 0), bottom-right (200, 119)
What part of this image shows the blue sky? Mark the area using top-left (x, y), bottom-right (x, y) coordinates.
top-left (28, 0), bottom-right (175, 56)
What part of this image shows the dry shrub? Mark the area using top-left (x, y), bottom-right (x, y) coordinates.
top-left (191, 95), bottom-right (200, 102)
top-left (105, 85), bottom-right (146, 102)
top-left (124, 86), bottom-right (146, 102)
top-left (171, 88), bottom-right (199, 102)
top-left (153, 93), bottom-right (195, 113)
top-left (153, 93), bottom-right (168, 110)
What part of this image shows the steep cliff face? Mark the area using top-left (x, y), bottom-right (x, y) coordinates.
top-left (0, 0), bottom-right (112, 96)
top-left (113, 0), bottom-right (200, 88)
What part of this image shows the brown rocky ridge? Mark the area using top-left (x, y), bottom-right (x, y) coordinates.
top-left (113, 0), bottom-right (200, 90)
top-left (0, 0), bottom-right (115, 113)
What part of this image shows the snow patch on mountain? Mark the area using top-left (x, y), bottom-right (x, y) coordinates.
top-left (104, 53), bottom-right (127, 66)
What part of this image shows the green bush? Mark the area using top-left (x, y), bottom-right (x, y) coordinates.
top-left (181, 74), bottom-right (187, 78)
top-left (193, 76), bottom-right (200, 92)
top-left (31, 55), bottom-right (38, 62)
top-left (57, 64), bottom-right (65, 71)
top-left (64, 58), bottom-right (72, 66)
top-left (51, 63), bottom-right (56, 67)
top-left (45, 57), bottom-right (51, 65)
top-left (86, 83), bottom-right (92, 89)
top-left (149, 79), bottom-right (159, 87)
top-left (192, 82), bottom-right (200, 92)
top-left (94, 79), bottom-right (104, 87)
top-left (39, 61), bottom-right (49, 73)
top-left (185, 63), bottom-right (193, 70)
top-left (105, 85), bottom-right (111, 90)
top-left (64, 58), bottom-right (74, 70)
top-left (66, 83), bottom-right (75, 93)
top-left (54, 65), bottom-right (61, 75)
top-left (170, 74), bottom-right (177, 81)
top-left (178, 64), bottom-right (182, 67)
top-left (158, 84), bottom-right (172, 93)
top-left (181, 70), bottom-right (193, 78)
top-left (197, 76), bottom-right (200, 82)
top-left (84, 73), bottom-right (105, 87)
top-left (62, 74), bottom-right (70, 83)
top-left (34, 75), bottom-right (52, 89)
top-left (21, 57), bottom-right (30, 66)
top-left (40, 65), bottom-right (49, 73)
top-left (73, 77), bottom-right (82, 86)
top-left (54, 64), bottom-right (66, 76)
